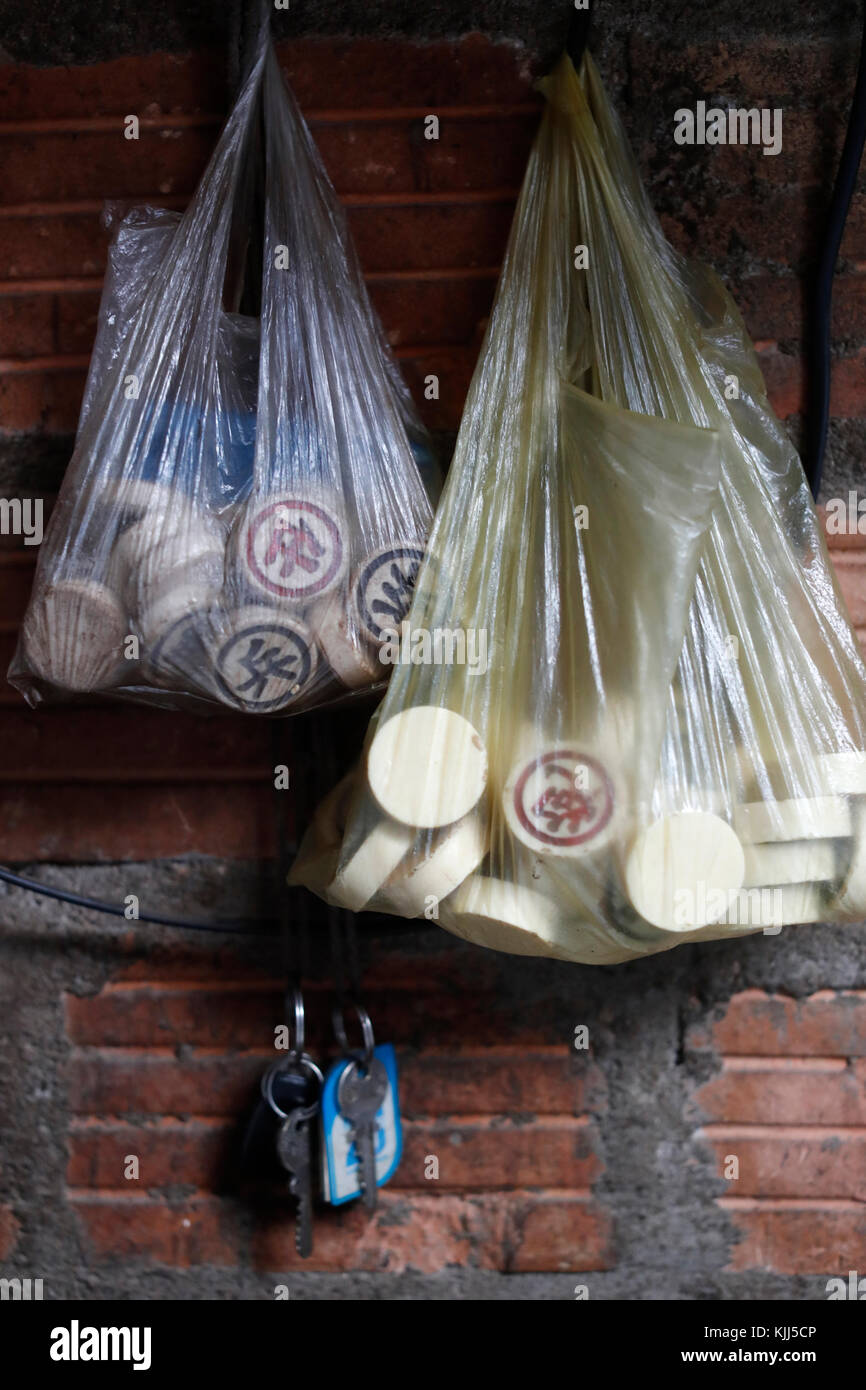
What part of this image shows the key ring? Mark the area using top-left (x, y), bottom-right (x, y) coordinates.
top-left (332, 999), bottom-right (375, 1070)
top-left (261, 1055), bottom-right (324, 1120)
top-left (283, 983), bottom-right (305, 1059)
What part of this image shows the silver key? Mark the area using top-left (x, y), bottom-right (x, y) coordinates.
top-left (338, 1057), bottom-right (388, 1211)
top-left (276, 1106), bottom-right (316, 1257)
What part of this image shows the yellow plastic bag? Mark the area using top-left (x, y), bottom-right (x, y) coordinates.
top-left (291, 53), bottom-right (866, 961)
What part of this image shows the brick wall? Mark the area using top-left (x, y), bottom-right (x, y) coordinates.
top-left (1, 22), bottom-right (865, 1299)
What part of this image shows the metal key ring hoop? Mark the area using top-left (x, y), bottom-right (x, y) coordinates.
top-left (261, 1054), bottom-right (324, 1119)
top-left (332, 1000), bottom-right (375, 1069)
top-left (284, 983), bottom-right (305, 1057)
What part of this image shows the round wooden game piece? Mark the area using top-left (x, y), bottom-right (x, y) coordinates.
top-left (439, 876), bottom-right (578, 958)
top-left (352, 544), bottom-right (426, 645)
top-left (384, 814), bottom-right (489, 918)
top-left (128, 546), bottom-right (224, 623)
top-left (308, 589), bottom-right (383, 689)
top-left (139, 575), bottom-right (222, 690)
top-left (117, 505), bottom-right (221, 585)
top-left (624, 811), bottom-right (745, 931)
top-left (819, 750), bottom-right (866, 796)
top-left (330, 820), bottom-right (415, 911)
top-left (721, 881), bottom-right (827, 929)
top-left (366, 706), bottom-right (487, 828)
top-left (502, 745), bottom-right (618, 858)
top-left (23, 579), bottom-right (127, 692)
top-left (733, 796), bottom-right (852, 844)
top-left (742, 839), bottom-right (838, 888)
top-left (237, 491), bottom-right (347, 604)
top-left (210, 605), bottom-right (318, 712)
top-left (103, 478), bottom-right (179, 523)
top-left (142, 608), bottom-right (214, 693)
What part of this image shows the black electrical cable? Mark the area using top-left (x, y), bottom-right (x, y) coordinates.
top-left (806, 6), bottom-right (866, 499)
top-left (0, 865), bottom-right (279, 935)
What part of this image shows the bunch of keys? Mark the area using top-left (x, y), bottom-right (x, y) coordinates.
top-left (320, 1002), bottom-right (402, 1210)
top-left (262, 1053), bottom-right (323, 1257)
top-left (254, 986), bottom-right (324, 1258)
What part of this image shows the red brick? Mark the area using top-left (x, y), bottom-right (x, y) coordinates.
top-left (822, 505), bottom-right (866, 552)
top-left (721, 1197), bottom-right (866, 1274)
top-left (349, 197), bottom-right (516, 274)
top-left (0, 114), bottom-right (534, 210)
top-left (275, 36), bottom-right (541, 111)
top-left (0, 126), bottom-right (217, 208)
top-left (70, 1189), bottom-right (611, 1273)
top-left (0, 363), bottom-right (86, 433)
top-left (688, 989), bottom-right (866, 1057)
top-left (0, 370), bottom-right (47, 432)
top-left (398, 346), bottom-right (477, 430)
top-left (397, 347), bottom-right (478, 428)
top-left (0, 209), bottom-right (111, 281)
top-left (396, 1116), bottom-right (600, 1189)
top-left (0, 555), bottom-right (38, 622)
top-left (756, 343), bottom-right (803, 419)
top-left (511, 1194), bottom-right (613, 1273)
top-left (0, 782), bottom-right (276, 861)
top-left (68, 1047), bottom-right (592, 1119)
top-left (68, 1049), bottom-right (295, 1118)
top-left (399, 1048), bottom-right (597, 1117)
top-left (370, 271), bottom-right (496, 348)
top-left (701, 1126), bottom-right (866, 1199)
top-left (0, 1202), bottom-right (21, 1259)
top-left (829, 551), bottom-right (866, 627)
top-left (70, 985), bottom-right (282, 1058)
top-left (310, 114), bottom-right (536, 197)
top-left (696, 1057), bottom-right (866, 1126)
top-left (0, 50), bottom-right (230, 122)
top-left (0, 291), bottom-right (54, 356)
top-left (0, 705), bottom-right (273, 781)
top-left (64, 979), bottom-right (565, 1050)
top-left (54, 288), bottom-right (103, 357)
top-left (68, 1118), bottom-right (226, 1190)
top-left (0, 199), bottom-right (515, 284)
top-left (250, 1191), bottom-right (611, 1273)
top-left (71, 1192), bottom-right (242, 1267)
top-left (0, 40), bottom-right (535, 125)
top-left (735, 273), bottom-right (866, 343)
top-left (788, 348), bottom-right (866, 420)
top-left (67, 1115), bottom-right (599, 1191)
top-left (110, 953), bottom-right (279, 985)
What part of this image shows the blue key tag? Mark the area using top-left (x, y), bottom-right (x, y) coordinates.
top-left (320, 1043), bottom-right (402, 1205)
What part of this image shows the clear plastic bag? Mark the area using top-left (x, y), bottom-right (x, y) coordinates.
top-left (10, 33), bottom-right (433, 715)
top-left (291, 52), bottom-right (866, 961)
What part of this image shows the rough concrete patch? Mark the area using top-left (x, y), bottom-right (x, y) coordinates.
top-left (0, 2), bottom-right (568, 67)
top-left (2, 1), bottom-right (863, 68)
